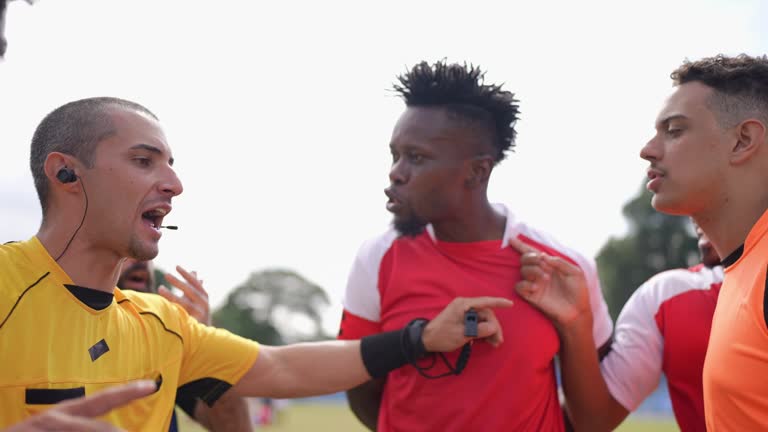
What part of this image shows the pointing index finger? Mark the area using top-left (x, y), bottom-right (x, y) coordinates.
top-left (463, 296), bottom-right (514, 311)
top-left (62, 380), bottom-right (156, 417)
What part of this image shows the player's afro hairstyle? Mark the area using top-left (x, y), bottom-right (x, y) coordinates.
top-left (393, 59), bottom-right (520, 162)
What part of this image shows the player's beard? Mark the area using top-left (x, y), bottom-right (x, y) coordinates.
top-left (393, 209), bottom-right (428, 238)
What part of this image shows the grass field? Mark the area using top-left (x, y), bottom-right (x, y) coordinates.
top-left (179, 403), bottom-right (680, 431)
top-left (615, 416), bottom-right (679, 432)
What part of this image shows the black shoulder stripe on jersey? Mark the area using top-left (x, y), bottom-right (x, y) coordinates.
top-left (117, 297), bottom-right (184, 343)
top-left (177, 377), bottom-right (233, 409)
top-left (763, 266), bottom-right (768, 331)
top-left (175, 386), bottom-right (198, 418)
top-left (0, 272), bottom-right (50, 330)
top-left (138, 311), bottom-right (184, 344)
top-left (25, 387), bottom-right (85, 404)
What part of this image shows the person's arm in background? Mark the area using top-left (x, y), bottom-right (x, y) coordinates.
top-left (594, 273), bottom-right (672, 429)
top-left (188, 390), bottom-right (252, 432)
top-left (160, 266), bottom-right (252, 432)
top-left (510, 238), bottom-right (629, 432)
top-left (339, 309), bottom-right (387, 431)
top-left (336, 233), bottom-right (394, 431)
top-left (345, 378), bottom-right (385, 431)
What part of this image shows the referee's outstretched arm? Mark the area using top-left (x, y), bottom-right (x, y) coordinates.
top-left (231, 296), bottom-right (511, 399)
top-left (5, 296), bottom-right (511, 431)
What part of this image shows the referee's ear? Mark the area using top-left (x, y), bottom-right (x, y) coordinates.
top-left (45, 152), bottom-right (80, 188)
top-left (465, 154), bottom-right (494, 188)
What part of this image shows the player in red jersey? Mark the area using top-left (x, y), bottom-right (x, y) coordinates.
top-left (338, 59), bottom-right (613, 432)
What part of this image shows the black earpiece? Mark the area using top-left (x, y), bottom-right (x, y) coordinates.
top-left (56, 167), bottom-right (77, 184)
top-left (53, 167), bottom-right (85, 262)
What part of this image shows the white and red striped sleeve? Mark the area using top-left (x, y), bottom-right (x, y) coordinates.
top-left (337, 229), bottom-right (398, 340)
top-left (599, 272), bottom-right (669, 411)
top-left (601, 265), bottom-right (723, 410)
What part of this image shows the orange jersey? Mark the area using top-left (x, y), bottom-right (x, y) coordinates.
top-left (703, 209), bottom-right (768, 430)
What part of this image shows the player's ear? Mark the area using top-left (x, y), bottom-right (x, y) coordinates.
top-left (466, 155), bottom-right (494, 188)
top-left (730, 118), bottom-right (766, 165)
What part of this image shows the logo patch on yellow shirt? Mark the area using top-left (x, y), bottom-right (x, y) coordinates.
top-left (88, 338), bottom-right (109, 361)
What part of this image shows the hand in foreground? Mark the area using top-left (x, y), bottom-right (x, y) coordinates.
top-left (5, 380), bottom-right (156, 432)
top-left (159, 265), bottom-right (211, 325)
top-left (509, 236), bottom-right (591, 328)
top-left (422, 296), bottom-right (513, 352)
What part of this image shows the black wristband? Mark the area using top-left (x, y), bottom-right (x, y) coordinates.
top-left (402, 318), bottom-right (429, 361)
top-left (360, 329), bottom-right (407, 379)
top-left (360, 319), bottom-right (431, 379)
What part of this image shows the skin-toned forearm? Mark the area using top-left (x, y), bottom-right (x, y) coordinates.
top-left (232, 297), bottom-right (509, 399)
top-left (233, 340), bottom-right (371, 399)
top-left (346, 378), bottom-right (385, 431)
top-left (193, 390), bottom-right (252, 432)
top-left (510, 238), bottom-right (628, 431)
top-left (558, 318), bottom-right (628, 432)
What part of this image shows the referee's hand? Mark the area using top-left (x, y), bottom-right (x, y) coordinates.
top-left (422, 296), bottom-right (513, 352)
top-left (4, 380), bottom-right (156, 432)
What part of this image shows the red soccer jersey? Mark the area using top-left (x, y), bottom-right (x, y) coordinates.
top-left (339, 205), bottom-right (612, 431)
top-left (600, 264), bottom-right (723, 432)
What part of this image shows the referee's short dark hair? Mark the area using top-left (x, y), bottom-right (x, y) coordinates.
top-left (30, 97), bottom-right (157, 217)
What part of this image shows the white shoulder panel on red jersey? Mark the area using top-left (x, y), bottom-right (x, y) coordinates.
top-left (341, 228), bottom-right (399, 323)
top-left (601, 265), bottom-right (724, 411)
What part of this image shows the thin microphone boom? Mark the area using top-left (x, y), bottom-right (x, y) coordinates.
top-left (160, 226), bottom-right (178, 230)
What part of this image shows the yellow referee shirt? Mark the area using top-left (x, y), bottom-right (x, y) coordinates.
top-left (0, 237), bottom-right (260, 430)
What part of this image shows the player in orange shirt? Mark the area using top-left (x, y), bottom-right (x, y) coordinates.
top-left (510, 54), bottom-right (768, 431)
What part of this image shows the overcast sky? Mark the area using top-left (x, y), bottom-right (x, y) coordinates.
top-left (2, 0), bottom-right (766, 334)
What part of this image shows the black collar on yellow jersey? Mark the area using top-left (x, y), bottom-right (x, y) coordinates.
top-left (65, 285), bottom-right (113, 310)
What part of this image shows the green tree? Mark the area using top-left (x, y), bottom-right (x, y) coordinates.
top-left (212, 269), bottom-right (331, 345)
top-left (596, 181), bottom-right (700, 320)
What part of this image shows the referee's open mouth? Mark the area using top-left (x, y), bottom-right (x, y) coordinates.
top-left (141, 209), bottom-right (167, 230)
